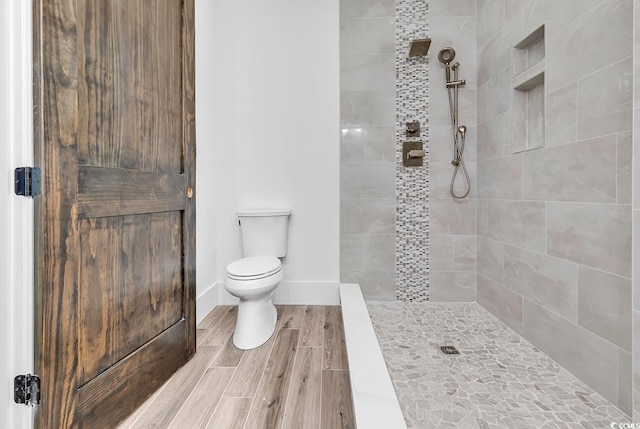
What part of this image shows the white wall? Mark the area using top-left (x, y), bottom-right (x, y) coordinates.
top-left (1, 1), bottom-right (34, 428)
top-left (212, 0), bottom-right (341, 289)
top-left (195, 0), bottom-right (220, 320)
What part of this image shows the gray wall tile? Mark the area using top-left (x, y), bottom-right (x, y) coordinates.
top-left (523, 300), bottom-right (619, 404)
top-left (617, 131), bottom-right (632, 204)
top-left (364, 127), bottom-right (395, 162)
top-left (477, 113), bottom-right (509, 161)
top-left (340, 54), bottom-right (396, 92)
top-left (547, 203), bottom-right (631, 277)
top-left (577, 58), bottom-right (633, 140)
top-left (430, 17), bottom-right (476, 61)
top-left (504, 245), bottom-right (578, 322)
top-left (523, 0), bottom-right (603, 39)
top-left (431, 235), bottom-right (454, 272)
top-left (431, 198), bottom-right (476, 235)
top-left (523, 136), bottom-right (617, 203)
top-left (340, 91), bottom-right (395, 127)
top-left (430, 272), bottom-right (476, 302)
top-left (364, 17), bottom-right (395, 54)
top-left (477, 0), bottom-right (505, 42)
top-left (486, 67), bottom-right (512, 120)
top-left (476, 198), bottom-right (488, 237)
top-left (546, 0), bottom-right (632, 93)
top-left (340, 0), bottom-right (394, 18)
top-left (341, 127), bottom-right (366, 162)
top-left (340, 198), bottom-right (395, 234)
top-left (504, 0), bottom-right (525, 21)
top-left (342, 127), bottom-right (396, 163)
top-left (340, 18), bottom-right (364, 55)
top-left (545, 83), bottom-right (577, 147)
top-left (619, 349), bottom-right (633, 416)
top-left (341, 163), bottom-right (396, 198)
top-left (635, 109), bottom-right (640, 207)
top-left (430, 88), bottom-right (476, 127)
top-left (634, 211), bottom-right (640, 312)
top-left (477, 18), bottom-right (522, 86)
top-left (486, 200), bottom-right (546, 252)
top-left (340, 234), bottom-right (363, 270)
top-left (578, 266), bottom-right (632, 351)
top-left (477, 274), bottom-right (523, 334)
top-left (430, 0), bottom-right (476, 17)
top-left (634, 311), bottom-right (640, 414)
top-left (454, 235), bottom-right (476, 271)
top-left (477, 154), bottom-right (523, 199)
top-left (363, 234), bottom-right (395, 271)
top-left (477, 236), bottom-right (504, 284)
top-left (341, 270), bottom-right (396, 301)
top-left (430, 125), bottom-right (459, 163)
top-left (431, 162), bottom-right (476, 199)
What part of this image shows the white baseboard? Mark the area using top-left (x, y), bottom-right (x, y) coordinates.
top-left (218, 281), bottom-right (341, 305)
top-left (196, 282), bottom-right (219, 325)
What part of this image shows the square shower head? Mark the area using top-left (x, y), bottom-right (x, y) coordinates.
top-left (408, 38), bottom-right (431, 58)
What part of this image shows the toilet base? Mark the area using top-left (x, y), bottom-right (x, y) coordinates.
top-left (232, 295), bottom-right (278, 350)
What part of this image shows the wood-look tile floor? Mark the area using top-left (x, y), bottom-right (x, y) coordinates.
top-left (117, 305), bottom-right (355, 429)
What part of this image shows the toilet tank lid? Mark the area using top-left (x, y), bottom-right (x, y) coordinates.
top-left (236, 209), bottom-right (291, 217)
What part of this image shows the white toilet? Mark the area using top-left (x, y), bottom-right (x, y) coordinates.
top-left (224, 209), bottom-right (291, 350)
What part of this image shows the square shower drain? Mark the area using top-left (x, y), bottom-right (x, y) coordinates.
top-left (440, 345), bottom-right (460, 355)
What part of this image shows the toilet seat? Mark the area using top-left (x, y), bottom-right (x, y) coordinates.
top-left (226, 256), bottom-right (281, 281)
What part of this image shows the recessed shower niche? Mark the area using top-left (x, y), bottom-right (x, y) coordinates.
top-left (512, 25), bottom-right (545, 153)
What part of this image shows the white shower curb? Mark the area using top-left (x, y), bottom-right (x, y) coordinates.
top-left (340, 283), bottom-right (407, 429)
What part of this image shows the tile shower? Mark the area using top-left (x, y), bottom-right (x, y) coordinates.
top-left (341, 0), bottom-right (639, 423)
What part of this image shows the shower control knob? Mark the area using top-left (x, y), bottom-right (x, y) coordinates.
top-left (406, 121), bottom-right (421, 137)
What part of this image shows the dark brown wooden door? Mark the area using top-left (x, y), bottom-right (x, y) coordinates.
top-left (33, 1), bottom-right (196, 428)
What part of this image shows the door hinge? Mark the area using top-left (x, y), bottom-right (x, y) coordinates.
top-left (14, 167), bottom-right (41, 197)
top-left (14, 374), bottom-right (41, 406)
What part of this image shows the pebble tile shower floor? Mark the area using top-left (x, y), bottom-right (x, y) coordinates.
top-left (367, 302), bottom-right (629, 429)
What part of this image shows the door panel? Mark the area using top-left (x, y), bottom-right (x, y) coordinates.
top-left (76, 321), bottom-right (188, 426)
top-left (77, 0), bottom-right (183, 173)
top-left (78, 213), bottom-right (184, 386)
top-left (33, 0), bottom-right (196, 427)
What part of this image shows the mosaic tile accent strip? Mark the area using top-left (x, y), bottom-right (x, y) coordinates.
top-left (395, 0), bottom-right (430, 301)
top-left (367, 302), bottom-right (630, 428)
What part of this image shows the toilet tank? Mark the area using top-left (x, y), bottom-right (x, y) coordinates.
top-left (237, 209), bottom-right (291, 257)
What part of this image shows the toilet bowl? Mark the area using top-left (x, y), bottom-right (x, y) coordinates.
top-left (224, 256), bottom-right (283, 349)
top-left (223, 209), bottom-right (291, 350)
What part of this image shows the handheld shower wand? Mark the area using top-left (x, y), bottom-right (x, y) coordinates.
top-left (438, 47), bottom-right (471, 199)
top-left (438, 47), bottom-right (455, 82)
